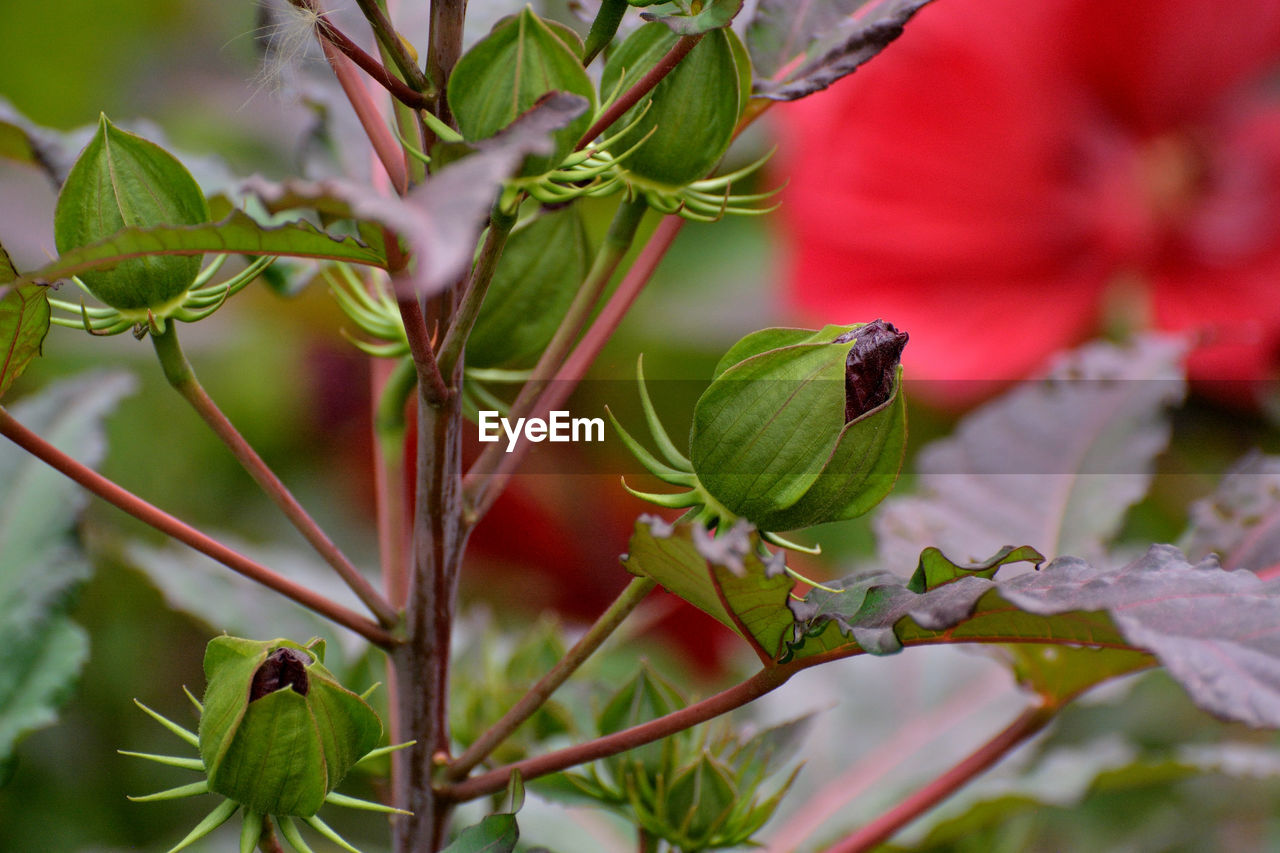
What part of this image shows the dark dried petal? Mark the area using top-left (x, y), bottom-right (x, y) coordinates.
top-left (249, 647), bottom-right (310, 701)
top-left (835, 319), bottom-right (908, 421)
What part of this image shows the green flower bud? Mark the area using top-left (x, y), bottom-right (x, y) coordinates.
top-left (598, 666), bottom-right (686, 784)
top-left (611, 321), bottom-right (908, 538)
top-left (53, 115), bottom-right (211, 311)
top-left (601, 23), bottom-right (745, 187)
top-left (661, 754), bottom-right (737, 848)
top-left (198, 636), bottom-right (382, 817)
top-left (448, 8), bottom-right (597, 177)
top-left (466, 205), bottom-right (589, 369)
top-left (691, 320), bottom-right (908, 531)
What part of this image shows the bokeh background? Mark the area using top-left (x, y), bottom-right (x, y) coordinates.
top-left (3, 0), bottom-right (1280, 850)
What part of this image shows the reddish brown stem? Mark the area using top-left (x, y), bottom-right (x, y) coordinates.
top-left (440, 664), bottom-right (794, 802)
top-left (291, 0), bottom-right (430, 109)
top-left (151, 327), bottom-right (399, 629)
top-left (576, 34), bottom-right (705, 150)
top-left (317, 33), bottom-right (409, 194)
top-left (824, 703), bottom-right (1057, 853)
top-left (0, 406), bottom-right (395, 647)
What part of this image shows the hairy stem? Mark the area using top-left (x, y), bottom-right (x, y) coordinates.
top-left (0, 407), bottom-right (394, 646)
top-left (825, 702), bottom-right (1057, 853)
top-left (150, 325), bottom-right (398, 628)
top-left (464, 195), bottom-right (649, 517)
top-left (436, 203), bottom-right (519, 378)
top-left (257, 817), bottom-right (285, 853)
top-left (447, 576), bottom-right (657, 780)
top-left (576, 34), bottom-right (704, 150)
top-left (441, 664), bottom-right (794, 802)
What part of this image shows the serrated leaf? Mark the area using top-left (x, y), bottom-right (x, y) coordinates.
top-left (1183, 451), bottom-right (1280, 573)
top-left (21, 208), bottom-right (385, 287)
top-left (876, 336), bottom-right (1186, 569)
top-left (441, 813), bottom-right (519, 853)
top-left (0, 371), bottom-right (135, 767)
top-left (248, 91), bottom-right (587, 298)
top-left (753, 0), bottom-right (934, 101)
top-left (790, 544), bottom-right (1280, 728)
top-left (622, 517), bottom-right (795, 661)
top-left (907, 545), bottom-right (1043, 593)
top-left (642, 0), bottom-right (743, 34)
top-left (0, 281), bottom-right (49, 401)
top-left (746, 0), bottom-right (866, 78)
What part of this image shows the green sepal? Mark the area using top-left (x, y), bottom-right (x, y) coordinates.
top-left (690, 323), bottom-right (908, 531)
top-left (466, 206), bottom-right (590, 369)
top-left (240, 810), bottom-right (265, 853)
top-left (448, 8), bottom-right (597, 177)
top-left (53, 115), bottom-right (210, 311)
top-left (601, 23), bottom-right (742, 186)
top-left (198, 636), bottom-right (382, 818)
top-left (166, 798), bottom-right (239, 853)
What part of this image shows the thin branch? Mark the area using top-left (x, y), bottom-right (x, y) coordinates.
top-left (291, 0), bottom-right (430, 109)
top-left (317, 33), bottom-right (410, 194)
top-left (0, 407), bottom-right (395, 646)
top-left (440, 664), bottom-right (794, 802)
top-left (397, 294), bottom-right (450, 406)
top-left (576, 34), bottom-right (705, 150)
top-left (824, 702), bottom-right (1057, 853)
top-left (425, 0), bottom-right (467, 131)
top-left (353, 0), bottom-right (432, 96)
top-left (150, 326), bottom-right (399, 628)
top-left (436, 204), bottom-right (519, 378)
top-left (447, 576), bottom-right (658, 780)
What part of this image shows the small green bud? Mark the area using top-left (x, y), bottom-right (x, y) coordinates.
top-left (198, 636), bottom-right (382, 817)
top-left (662, 755), bottom-right (737, 846)
top-left (53, 115), bottom-right (210, 311)
top-left (448, 8), bottom-right (597, 177)
top-left (466, 206), bottom-right (590, 369)
top-left (690, 320), bottom-right (909, 531)
top-left (598, 667), bottom-right (686, 783)
top-left (601, 23), bottom-right (744, 187)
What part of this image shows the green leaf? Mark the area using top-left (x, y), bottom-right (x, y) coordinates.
top-left (24, 208), bottom-right (385, 287)
top-left (907, 545), bottom-right (1044, 593)
top-left (622, 518), bottom-right (795, 661)
top-left (876, 336), bottom-right (1186, 568)
top-left (642, 0), bottom-right (744, 34)
top-left (1184, 451), bottom-right (1280, 572)
top-left (467, 206), bottom-right (590, 369)
top-left (0, 279), bottom-right (50, 401)
top-left (441, 813), bottom-right (519, 853)
top-left (247, 91), bottom-right (588, 299)
top-left (448, 8), bottom-right (596, 176)
top-left (790, 544), bottom-right (1280, 728)
top-left (0, 371), bottom-right (135, 769)
top-left (752, 0), bottom-right (935, 101)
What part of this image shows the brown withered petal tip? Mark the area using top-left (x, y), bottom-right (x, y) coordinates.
top-left (249, 647), bottom-right (311, 701)
top-left (837, 319), bottom-right (909, 422)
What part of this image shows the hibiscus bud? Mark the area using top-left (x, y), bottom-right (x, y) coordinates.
top-left (690, 320), bottom-right (908, 531)
top-left (601, 23), bottom-right (746, 187)
top-left (198, 636), bottom-right (382, 817)
top-left (53, 115), bottom-right (210, 311)
top-left (448, 7), bottom-right (596, 177)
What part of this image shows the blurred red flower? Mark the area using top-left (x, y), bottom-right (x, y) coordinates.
top-left (776, 0), bottom-right (1280, 406)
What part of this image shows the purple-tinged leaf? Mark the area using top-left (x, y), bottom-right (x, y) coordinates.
top-left (753, 0), bottom-right (934, 101)
top-left (789, 545), bottom-right (1280, 728)
top-left (746, 0), bottom-right (867, 79)
top-left (623, 517), bottom-right (795, 662)
top-left (875, 336), bottom-right (1186, 568)
top-left (248, 91), bottom-right (588, 298)
top-left (1184, 452), bottom-right (1280, 573)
